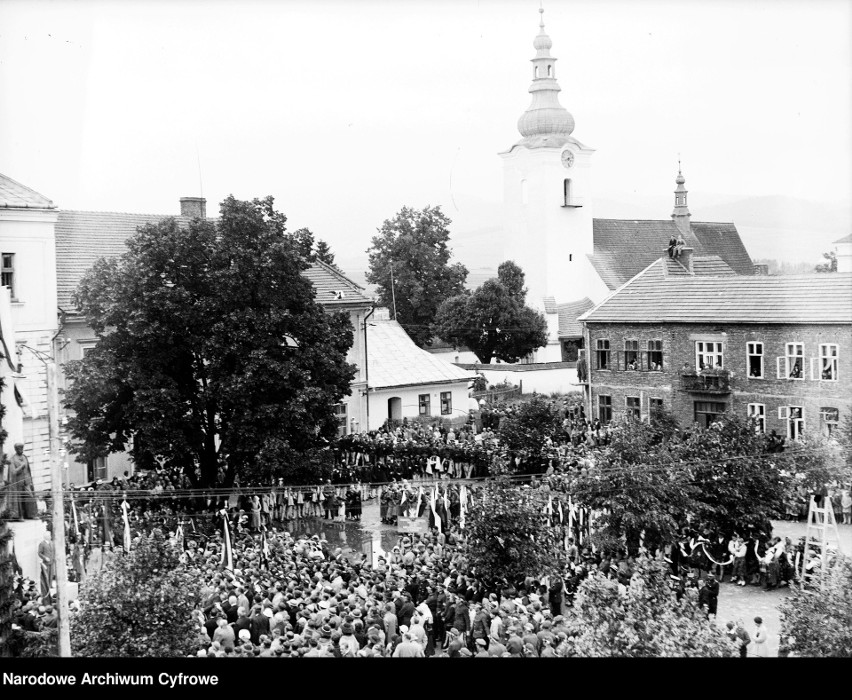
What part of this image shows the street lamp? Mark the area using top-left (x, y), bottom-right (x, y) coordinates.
top-left (18, 344), bottom-right (72, 657)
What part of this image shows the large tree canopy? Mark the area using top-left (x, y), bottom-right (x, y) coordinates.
top-left (564, 557), bottom-right (736, 657)
top-left (366, 205), bottom-right (468, 347)
top-left (71, 530), bottom-right (201, 657)
top-left (567, 412), bottom-right (811, 553)
top-left (779, 556), bottom-right (852, 657)
top-left (64, 196), bottom-right (355, 487)
top-left (462, 478), bottom-right (565, 585)
top-left (434, 261), bottom-right (548, 363)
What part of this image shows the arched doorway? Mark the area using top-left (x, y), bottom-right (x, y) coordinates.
top-left (388, 397), bottom-right (402, 422)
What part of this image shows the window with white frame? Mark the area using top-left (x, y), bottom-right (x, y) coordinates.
top-left (747, 342), bottom-right (763, 378)
top-left (1, 253), bottom-right (14, 299)
top-left (778, 342), bottom-right (804, 380)
top-left (419, 394), bottom-right (431, 416)
top-left (695, 341), bottom-right (724, 370)
top-left (747, 403), bottom-right (766, 434)
top-left (815, 344), bottom-right (838, 381)
top-left (779, 405), bottom-right (805, 441)
top-left (819, 407), bottom-right (839, 438)
top-left (440, 391), bottom-right (452, 416)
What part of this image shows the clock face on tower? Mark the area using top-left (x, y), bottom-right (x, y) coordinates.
top-left (561, 150), bottom-right (575, 168)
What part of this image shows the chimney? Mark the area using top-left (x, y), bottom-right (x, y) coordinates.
top-left (753, 263), bottom-right (769, 276)
top-left (679, 247), bottom-right (694, 274)
top-left (180, 197), bottom-right (206, 219)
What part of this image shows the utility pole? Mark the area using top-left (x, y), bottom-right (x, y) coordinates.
top-left (45, 360), bottom-right (71, 656)
top-left (389, 261), bottom-right (398, 321)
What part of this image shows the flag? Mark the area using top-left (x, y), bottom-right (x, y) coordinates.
top-left (459, 485), bottom-right (467, 530)
top-left (260, 526), bottom-right (270, 570)
top-left (568, 497), bottom-right (575, 532)
top-left (430, 486), bottom-right (441, 534)
top-left (557, 499), bottom-right (564, 524)
top-left (121, 500), bottom-right (131, 552)
top-left (175, 522), bottom-right (185, 550)
top-left (71, 497), bottom-right (80, 539)
top-left (220, 509), bottom-right (234, 570)
top-left (547, 495), bottom-right (553, 527)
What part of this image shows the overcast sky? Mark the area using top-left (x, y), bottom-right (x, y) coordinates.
top-left (1, 0), bottom-right (849, 272)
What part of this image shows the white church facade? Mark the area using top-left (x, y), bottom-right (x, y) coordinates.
top-left (500, 9), bottom-right (755, 364)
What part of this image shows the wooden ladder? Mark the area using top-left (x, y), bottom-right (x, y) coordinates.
top-left (801, 496), bottom-right (843, 583)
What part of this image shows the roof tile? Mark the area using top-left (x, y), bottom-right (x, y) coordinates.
top-left (367, 319), bottom-right (475, 389)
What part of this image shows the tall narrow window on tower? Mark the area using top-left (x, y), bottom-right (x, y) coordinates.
top-left (547, 64), bottom-right (552, 77)
top-left (563, 179), bottom-right (571, 206)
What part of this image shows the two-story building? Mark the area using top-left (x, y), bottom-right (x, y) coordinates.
top-left (0, 174), bottom-right (60, 489)
top-left (579, 250), bottom-right (852, 439)
top-left (52, 198), bottom-right (375, 483)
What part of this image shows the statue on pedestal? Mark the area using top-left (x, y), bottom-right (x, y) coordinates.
top-left (3, 442), bottom-right (38, 520)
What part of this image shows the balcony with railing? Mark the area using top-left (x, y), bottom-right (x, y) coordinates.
top-left (680, 369), bottom-right (732, 394)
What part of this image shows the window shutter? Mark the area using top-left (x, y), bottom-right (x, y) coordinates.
top-left (776, 356), bottom-right (784, 379)
top-left (778, 406), bottom-right (788, 420)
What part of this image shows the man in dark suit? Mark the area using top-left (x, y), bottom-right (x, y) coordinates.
top-left (249, 606), bottom-right (270, 645)
top-left (231, 606), bottom-right (251, 639)
top-left (397, 592), bottom-right (416, 629)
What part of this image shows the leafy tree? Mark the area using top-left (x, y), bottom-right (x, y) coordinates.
top-left (64, 196), bottom-right (355, 487)
top-left (676, 416), bottom-right (787, 538)
top-left (243, 440), bottom-right (334, 486)
top-left (568, 416), bottom-right (693, 554)
top-left (366, 205), bottom-right (468, 346)
top-left (497, 396), bottom-right (562, 455)
top-left (496, 260), bottom-right (527, 300)
top-left (435, 264), bottom-right (548, 363)
top-left (814, 250), bottom-right (837, 273)
top-left (569, 412), bottom-right (792, 552)
top-left (71, 530), bottom-right (202, 657)
top-left (779, 556), bottom-right (852, 657)
top-left (313, 239), bottom-right (336, 267)
top-left (564, 557), bottom-right (736, 657)
top-left (462, 478), bottom-right (565, 585)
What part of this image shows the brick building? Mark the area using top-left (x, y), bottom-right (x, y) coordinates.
top-left (579, 254), bottom-right (852, 440)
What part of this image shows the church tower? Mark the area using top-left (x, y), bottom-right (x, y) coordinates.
top-left (671, 163), bottom-right (692, 236)
top-left (500, 7), bottom-right (595, 310)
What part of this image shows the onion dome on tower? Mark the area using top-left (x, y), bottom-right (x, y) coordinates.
top-left (516, 7), bottom-right (575, 148)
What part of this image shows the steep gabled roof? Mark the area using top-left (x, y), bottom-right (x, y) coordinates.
top-left (55, 210), bottom-right (194, 311)
top-left (589, 218), bottom-right (753, 290)
top-left (834, 233), bottom-right (851, 245)
top-left (54, 209), bottom-right (371, 312)
top-left (690, 222), bottom-right (754, 276)
top-left (367, 319), bottom-right (475, 390)
top-left (582, 263), bottom-right (852, 325)
top-left (303, 260), bottom-right (373, 307)
top-left (0, 173), bottom-right (56, 209)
